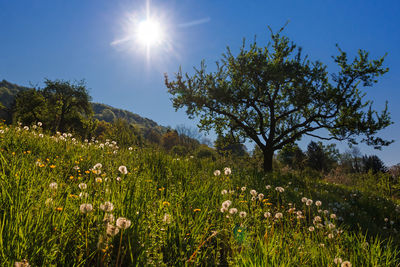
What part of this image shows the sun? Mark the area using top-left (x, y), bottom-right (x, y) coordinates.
top-left (136, 19), bottom-right (164, 47)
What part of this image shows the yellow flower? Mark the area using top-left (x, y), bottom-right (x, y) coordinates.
top-left (193, 209), bottom-right (201, 212)
top-left (85, 170), bottom-right (90, 174)
top-left (49, 165), bottom-right (56, 168)
top-left (69, 194), bottom-right (78, 198)
top-left (55, 207), bottom-right (63, 212)
top-left (239, 200), bottom-right (248, 203)
top-left (238, 229), bottom-right (242, 233)
top-left (163, 201), bottom-right (170, 206)
top-left (69, 176), bottom-right (74, 180)
top-left (158, 187), bottom-right (165, 191)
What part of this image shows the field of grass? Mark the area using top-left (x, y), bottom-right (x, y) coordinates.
top-left (1, 122), bottom-right (400, 266)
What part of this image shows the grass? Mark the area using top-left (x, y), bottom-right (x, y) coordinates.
top-left (1, 122), bottom-right (399, 266)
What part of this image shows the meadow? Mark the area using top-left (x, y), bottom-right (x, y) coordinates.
top-left (1, 122), bottom-right (400, 266)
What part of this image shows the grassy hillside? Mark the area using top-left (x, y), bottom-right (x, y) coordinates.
top-left (1, 122), bottom-right (399, 266)
top-left (0, 79), bottom-right (166, 134)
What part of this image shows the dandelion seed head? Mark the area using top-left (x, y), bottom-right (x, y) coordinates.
top-left (229, 208), bottom-right (238, 214)
top-left (213, 170), bottom-right (221, 176)
top-left (266, 185), bottom-right (271, 190)
top-left (275, 212), bottom-right (283, 219)
top-left (100, 201), bottom-right (114, 212)
top-left (162, 213), bottom-right (171, 224)
top-left (308, 226), bottom-right (315, 232)
top-left (116, 217), bottom-right (131, 229)
top-left (315, 200), bottom-right (322, 206)
top-left (239, 211), bottom-right (247, 218)
top-left (334, 258), bottom-right (343, 264)
top-left (49, 182), bottom-right (58, 190)
top-left (250, 189), bottom-right (257, 196)
top-left (80, 203), bottom-right (93, 214)
top-left (221, 189), bottom-right (228, 195)
top-left (341, 261), bottom-right (352, 267)
top-left (106, 223), bottom-right (120, 236)
top-left (78, 183), bottom-right (87, 190)
top-left (223, 167), bottom-right (232, 175)
top-left (222, 200), bottom-right (232, 209)
top-left (275, 187), bottom-right (284, 193)
top-left (118, 165), bottom-right (128, 174)
top-left (264, 212), bottom-right (271, 218)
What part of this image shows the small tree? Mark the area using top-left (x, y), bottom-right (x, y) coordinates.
top-left (165, 28), bottom-right (393, 172)
top-left (306, 141), bottom-right (339, 172)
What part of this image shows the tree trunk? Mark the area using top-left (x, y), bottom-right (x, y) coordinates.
top-left (263, 148), bottom-right (274, 172)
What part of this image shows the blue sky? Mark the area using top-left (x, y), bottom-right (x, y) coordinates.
top-left (1, 0), bottom-right (399, 165)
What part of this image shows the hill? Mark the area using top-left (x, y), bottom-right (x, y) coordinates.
top-left (0, 79), bottom-right (167, 134)
top-left (0, 122), bottom-right (399, 266)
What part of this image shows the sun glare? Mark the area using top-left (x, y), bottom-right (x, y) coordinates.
top-left (137, 19), bottom-right (163, 46)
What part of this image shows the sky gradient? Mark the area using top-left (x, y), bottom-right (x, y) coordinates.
top-left (1, 0), bottom-right (399, 165)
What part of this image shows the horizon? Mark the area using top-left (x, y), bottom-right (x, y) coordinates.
top-left (1, 0), bottom-right (399, 166)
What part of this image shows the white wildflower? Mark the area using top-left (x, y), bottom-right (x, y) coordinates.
top-left (214, 170), bottom-right (221, 176)
top-left (229, 208), bottom-right (238, 214)
top-left (100, 201), bottom-right (114, 212)
top-left (275, 187), bottom-right (284, 193)
top-left (116, 217), bottom-right (131, 229)
top-left (239, 211), bottom-right (247, 218)
top-left (49, 182), bottom-right (58, 190)
top-left (223, 167), bottom-right (232, 175)
top-left (80, 203), bottom-right (93, 214)
top-left (78, 183), bottom-right (87, 190)
top-left (118, 165), bottom-right (128, 174)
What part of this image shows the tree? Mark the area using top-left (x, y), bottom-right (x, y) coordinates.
top-left (361, 155), bottom-right (387, 173)
top-left (214, 134), bottom-right (247, 157)
top-left (165, 27), bottom-right (393, 172)
top-left (13, 89), bottom-right (46, 125)
top-left (277, 143), bottom-right (305, 170)
top-left (306, 141), bottom-right (338, 172)
top-left (42, 79), bottom-right (92, 133)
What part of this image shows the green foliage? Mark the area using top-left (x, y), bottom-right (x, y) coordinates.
top-left (277, 143), bottom-right (306, 170)
top-left (306, 141), bottom-right (339, 172)
top-left (165, 27), bottom-right (393, 172)
top-left (0, 123), bottom-right (399, 266)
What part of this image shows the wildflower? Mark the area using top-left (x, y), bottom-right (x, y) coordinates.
top-left (229, 208), bottom-right (238, 214)
top-left (38, 134), bottom-right (43, 138)
top-left (266, 185), bottom-right (271, 190)
top-left (95, 177), bottom-right (102, 183)
top-left (23, 126), bottom-right (29, 131)
top-left (275, 187), bottom-right (284, 193)
top-left (118, 165), bottom-right (128, 174)
top-left (116, 176), bottom-right (122, 182)
top-left (264, 212), bottom-right (271, 218)
top-left (214, 170), bottom-right (221, 176)
top-left (223, 167), bottom-right (232, 175)
top-left (222, 200), bottom-right (232, 209)
top-left (49, 165), bottom-right (56, 169)
top-left (220, 207), bottom-right (228, 213)
top-left (327, 223), bottom-right (335, 230)
top-left (37, 122), bottom-right (42, 127)
top-left (324, 210), bottom-right (329, 215)
top-left (100, 201), bottom-right (114, 212)
top-left (308, 226), bottom-right (315, 232)
top-left (55, 207), bottom-right (63, 212)
top-left (301, 197), bottom-right (307, 203)
top-left (328, 233), bottom-right (334, 239)
top-left (258, 193), bottom-right (264, 201)
top-left (78, 183), bottom-right (87, 190)
top-left (116, 217), bottom-right (131, 229)
top-left (193, 209), bottom-right (201, 212)
top-left (49, 182), bottom-right (58, 190)
top-left (228, 190), bottom-right (235, 194)
top-left (341, 261), bottom-right (352, 267)
top-left (306, 199), bottom-right (313, 206)
top-left (14, 259), bottom-right (31, 267)
top-left (275, 212), bottom-right (283, 219)
top-left (296, 211), bottom-right (303, 216)
top-left (315, 200), bottom-right (322, 206)
top-left (330, 214), bottom-right (337, 219)
top-left (79, 192), bottom-right (88, 199)
top-left (221, 189), bottom-right (228, 195)
top-left (106, 223), bottom-right (120, 236)
top-left (93, 163), bottom-right (102, 170)
top-left (239, 211), bottom-right (247, 218)
top-left (316, 223), bottom-right (324, 229)
top-left (313, 216), bottom-right (322, 223)
top-left (241, 186), bottom-right (246, 192)
top-left (103, 213), bottom-right (115, 223)
top-left (384, 217), bottom-right (389, 222)
top-left (73, 165), bottom-right (80, 170)
top-left (80, 203), bottom-right (93, 214)
top-left (334, 258), bottom-right (343, 264)
top-left (162, 213), bottom-right (171, 224)
top-left (250, 189), bottom-right (257, 197)
top-left (128, 147), bottom-right (133, 151)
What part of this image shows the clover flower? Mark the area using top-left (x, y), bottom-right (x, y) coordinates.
top-left (116, 217), bottom-right (132, 229)
top-left (80, 203), bottom-right (93, 214)
top-left (100, 201), bottom-right (114, 212)
top-left (78, 183), bottom-right (87, 190)
top-left (118, 165), bottom-right (128, 174)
